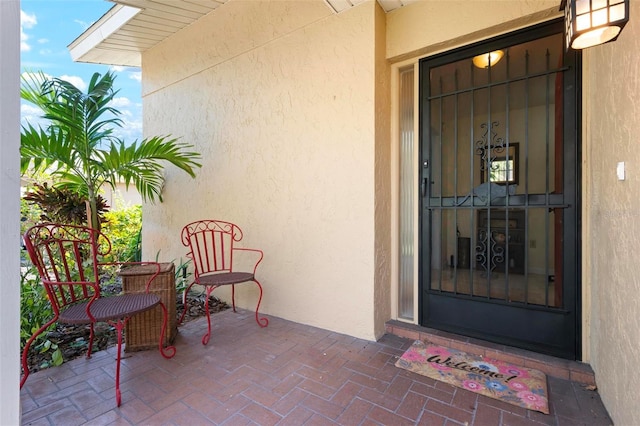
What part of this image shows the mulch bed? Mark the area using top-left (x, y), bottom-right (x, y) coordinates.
top-left (23, 292), bottom-right (229, 375)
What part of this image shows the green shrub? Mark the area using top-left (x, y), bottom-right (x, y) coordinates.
top-left (20, 197), bottom-right (42, 236)
top-left (20, 197), bottom-right (67, 367)
top-left (20, 264), bottom-right (62, 368)
top-left (174, 257), bottom-right (193, 294)
top-left (101, 204), bottom-right (142, 263)
top-left (20, 264), bottom-right (52, 347)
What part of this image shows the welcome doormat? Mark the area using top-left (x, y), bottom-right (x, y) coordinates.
top-left (395, 340), bottom-right (549, 414)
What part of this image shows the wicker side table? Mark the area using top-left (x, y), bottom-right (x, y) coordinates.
top-left (120, 262), bottom-right (177, 352)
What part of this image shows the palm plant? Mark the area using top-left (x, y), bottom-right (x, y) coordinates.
top-left (20, 71), bottom-right (202, 230)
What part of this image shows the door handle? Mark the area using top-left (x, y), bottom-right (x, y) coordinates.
top-left (421, 177), bottom-right (428, 197)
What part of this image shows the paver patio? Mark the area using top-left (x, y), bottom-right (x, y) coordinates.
top-left (20, 309), bottom-right (612, 425)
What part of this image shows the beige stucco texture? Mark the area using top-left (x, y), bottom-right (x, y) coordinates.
top-left (584, 11), bottom-right (640, 424)
top-left (142, 1), bottom-right (385, 340)
top-left (386, 0), bottom-right (560, 60)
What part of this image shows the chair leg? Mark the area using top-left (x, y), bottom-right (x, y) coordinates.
top-left (111, 319), bottom-right (127, 407)
top-left (253, 279), bottom-right (268, 328)
top-left (231, 284), bottom-right (236, 312)
top-left (157, 302), bottom-right (176, 359)
top-left (86, 322), bottom-right (95, 359)
top-left (109, 308), bottom-right (176, 408)
top-left (202, 286), bottom-right (212, 345)
top-left (177, 281), bottom-right (197, 325)
top-left (201, 285), bottom-right (217, 345)
top-left (20, 318), bottom-right (57, 388)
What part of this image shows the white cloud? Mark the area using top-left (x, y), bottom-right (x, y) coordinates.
top-left (21, 10), bottom-right (37, 28)
top-left (59, 75), bottom-right (87, 91)
top-left (21, 103), bottom-right (42, 118)
top-left (37, 38), bottom-right (48, 44)
top-left (21, 71), bottom-right (51, 88)
top-left (110, 66), bottom-right (126, 72)
top-left (116, 109), bottom-right (134, 122)
top-left (21, 103), bottom-right (47, 130)
top-left (20, 73), bottom-right (50, 130)
top-left (20, 10), bottom-right (37, 52)
top-left (112, 116), bottom-right (143, 142)
top-left (74, 19), bottom-right (91, 30)
top-left (129, 72), bottom-right (142, 82)
top-left (110, 97), bottom-right (132, 108)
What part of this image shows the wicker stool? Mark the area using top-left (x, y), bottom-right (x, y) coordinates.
top-left (120, 263), bottom-right (177, 351)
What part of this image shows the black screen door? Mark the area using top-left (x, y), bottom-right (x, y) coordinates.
top-left (419, 20), bottom-right (581, 360)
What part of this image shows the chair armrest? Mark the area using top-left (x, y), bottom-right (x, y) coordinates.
top-left (232, 248), bottom-right (263, 274)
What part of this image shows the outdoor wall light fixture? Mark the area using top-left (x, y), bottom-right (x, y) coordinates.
top-left (472, 50), bottom-right (504, 68)
top-left (561, 0), bottom-right (629, 50)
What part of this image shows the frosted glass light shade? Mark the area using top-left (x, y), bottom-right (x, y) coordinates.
top-left (472, 50), bottom-right (504, 68)
top-left (561, 0), bottom-right (629, 50)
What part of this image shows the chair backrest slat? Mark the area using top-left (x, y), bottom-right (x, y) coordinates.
top-left (219, 231), bottom-right (226, 270)
top-left (23, 223), bottom-right (110, 315)
top-left (203, 230), bottom-right (212, 272)
top-left (72, 240), bottom-right (92, 300)
top-left (182, 220), bottom-right (242, 277)
top-left (60, 240), bottom-right (74, 282)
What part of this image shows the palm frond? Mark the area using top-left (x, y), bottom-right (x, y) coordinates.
top-left (20, 124), bottom-right (74, 174)
top-left (134, 136), bottom-right (203, 177)
top-left (20, 71), bottom-right (53, 105)
top-left (97, 137), bottom-right (202, 202)
top-left (51, 172), bottom-right (92, 197)
top-left (20, 70), bottom-right (203, 227)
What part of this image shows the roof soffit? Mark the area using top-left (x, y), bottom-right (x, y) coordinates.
top-left (68, 0), bottom-right (417, 67)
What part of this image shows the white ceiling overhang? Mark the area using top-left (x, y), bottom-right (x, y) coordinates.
top-left (68, 0), bottom-right (416, 67)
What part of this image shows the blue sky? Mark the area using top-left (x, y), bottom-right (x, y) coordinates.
top-left (20, 0), bottom-right (143, 142)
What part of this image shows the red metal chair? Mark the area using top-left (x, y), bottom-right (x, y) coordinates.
top-left (21, 223), bottom-right (176, 406)
top-left (178, 220), bottom-right (268, 344)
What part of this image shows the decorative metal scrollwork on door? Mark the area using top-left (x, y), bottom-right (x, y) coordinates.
top-left (475, 121), bottom-right (510, 277)
top-left (475, 121), bottom-right (505, 167)
top-left (475, 121), bottom-right (519, 185)
top-left (476, 229), bottom-right (505, 277)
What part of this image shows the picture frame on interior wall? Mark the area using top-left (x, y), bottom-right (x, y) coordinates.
top-left (480, 143), bottom-right (519, 185)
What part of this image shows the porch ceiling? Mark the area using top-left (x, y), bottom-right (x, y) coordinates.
top-left (68, 0), bottom-right (417, 67)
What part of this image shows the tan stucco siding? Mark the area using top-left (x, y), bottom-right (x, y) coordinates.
top-left (102, 182), bottom-right (142, 209)
top-left (386, 0), bottom-right (559, 61)
top-left (374, 3), bottom-right (391, 339)
top-left (141, 0), bottom-right (332, 97)
top-left (142, 1), bottom-right (381, 340)
top-left (584, 11), bottom-right (640, 424)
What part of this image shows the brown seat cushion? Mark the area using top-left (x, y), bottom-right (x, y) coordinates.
top-left (60, 293), bottom-right (161, 324)
top-left (196, 272), bottom-right (254, 286)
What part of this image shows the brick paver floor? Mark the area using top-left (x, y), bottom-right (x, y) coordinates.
top-left (20, 309), bottom-right (612, 425)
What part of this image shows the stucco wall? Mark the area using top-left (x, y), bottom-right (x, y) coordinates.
top-left (373, 4), bottom-right (392, 339)
top-left (102, 182), bottom-right (142, 209)
top-left (386, 0), bottom-right (559, 61)
top-left (585, 12), bottom-right (640, 425)
top-left (142, 1), bottom-right (383, 340)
